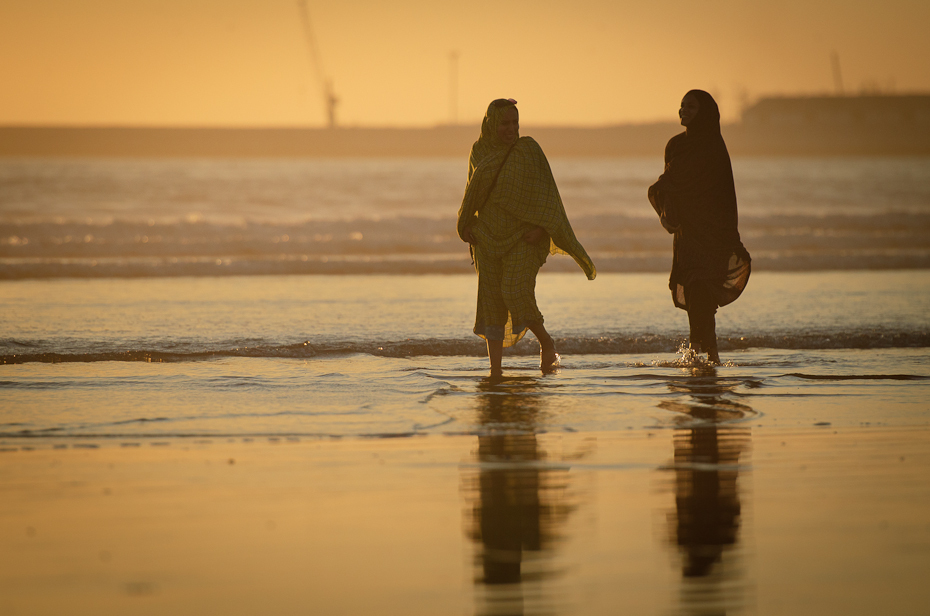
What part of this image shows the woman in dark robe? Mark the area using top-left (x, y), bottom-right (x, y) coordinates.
top-left (648, 90), bottom-right (751, 364)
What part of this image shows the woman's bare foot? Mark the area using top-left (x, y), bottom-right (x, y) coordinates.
top-left (540, 336), bottom-right (559, 373)
top-left (541, 351), bottom-right (559, 374)
top-left (526, 323), bottom-right (558, 374)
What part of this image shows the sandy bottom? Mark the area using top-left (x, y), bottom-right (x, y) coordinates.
top-left (1, 428), bottom-right (928, 615)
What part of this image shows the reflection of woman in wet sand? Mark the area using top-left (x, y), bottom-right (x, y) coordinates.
top-left (662, 369), bottom-right (750, 611)
top-left (466, 378), bottom-right (573, 613)
top-left (458, 99), bottom-right (596, 377)
top-left (649, 90), bottom-right (751, 364)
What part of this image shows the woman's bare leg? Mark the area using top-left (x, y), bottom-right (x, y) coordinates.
top-left (487, 339), bottom-right (503, 377)
top-left (686, 282), bottom-right (721, 365)
top-left (527, 322), bottom-right (557, 373)
top-left (705, 343), bottom-right (721, 365)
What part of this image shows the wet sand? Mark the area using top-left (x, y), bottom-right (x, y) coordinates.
top-left (2, 427), bottom-right (928, 615)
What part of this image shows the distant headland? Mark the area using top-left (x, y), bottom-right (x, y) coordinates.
top-left (1, 94), bottom-right (928, 157)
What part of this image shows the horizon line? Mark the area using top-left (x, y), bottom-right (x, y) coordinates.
top-left (0, 121), bottom-right (690, 131)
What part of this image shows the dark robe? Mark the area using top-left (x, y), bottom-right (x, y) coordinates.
top-left (648, 90), bottom-right (751, 311)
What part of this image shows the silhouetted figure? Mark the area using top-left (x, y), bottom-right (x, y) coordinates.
top-left (458, 99), bottom-right (596, 377)
top-left (648, 90), bottom-right (751, 364)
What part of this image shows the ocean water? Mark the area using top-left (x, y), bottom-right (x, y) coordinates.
top-left (1, 271), bottom-right (928, 439)
top-left (2, 156), bottom-right (929, 615)
top-left (2, 157), bottom-right (929, 277)
top-left (1, 156), bottom-right (929, 441)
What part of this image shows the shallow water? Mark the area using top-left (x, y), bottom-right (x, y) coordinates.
top-left (1, 271), bottom-right (928, 440)
top-left (2, 271), bottom-right (928, 362)
top-left (1, 349), bottom-right (927, 441)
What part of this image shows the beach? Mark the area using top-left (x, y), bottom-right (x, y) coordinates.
top-left (2, 271), bottom-right (929, 614)
top-left (2, 156), bottom-right (929, 613)
top-left (2, 426), bottom-right (928, 614)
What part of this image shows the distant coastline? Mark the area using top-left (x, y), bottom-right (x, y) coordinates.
top-left (2, 94), bottom-right (928, 157)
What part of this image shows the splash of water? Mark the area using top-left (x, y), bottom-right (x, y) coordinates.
top-left (667, 342), bottom-right (731, 368)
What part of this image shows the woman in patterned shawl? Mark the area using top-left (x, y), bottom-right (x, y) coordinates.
top-left (648, 90), bottom-right (751, 364)
top-left (458, 99), bottom-right (596, 377)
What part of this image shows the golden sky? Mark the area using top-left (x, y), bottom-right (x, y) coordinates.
top-left (1, 0), bottom-right (928, 127)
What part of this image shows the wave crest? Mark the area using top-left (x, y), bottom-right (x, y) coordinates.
top-left (2, 331), bottom-right (927, 364)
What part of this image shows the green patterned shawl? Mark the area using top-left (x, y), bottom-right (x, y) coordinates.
top-left (458, 136), bottom-right (596, 281)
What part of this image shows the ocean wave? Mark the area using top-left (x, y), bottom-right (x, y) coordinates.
top-left (2, 212), bottom-right (929, 277)
top-left (781, 372), bottom-right (928, 381)
top-left (2, 331), bottom-right (927, 365)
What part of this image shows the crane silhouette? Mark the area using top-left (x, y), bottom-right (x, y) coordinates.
top-left (297, 0), bottom-right (338, 128)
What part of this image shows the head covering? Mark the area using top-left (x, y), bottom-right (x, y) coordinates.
top-left (683, 89), bottom-right (721, 136)
top-left (469, 99), bottom-right (519, 182)
top-left (659, 89), bottom-right (727, 195)
top-left (480, 99), bottom-right (518, 139)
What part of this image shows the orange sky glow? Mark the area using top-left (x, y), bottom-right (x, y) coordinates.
top-left (1, 0), bottom-right (928, 127)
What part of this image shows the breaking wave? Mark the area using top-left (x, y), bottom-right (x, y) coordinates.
top-left (3, 212), bottom-right (930, 278)
top-left (3, 330), bottom-right (927, 364)
top-left (3, 156), bottom-right (930, 277)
